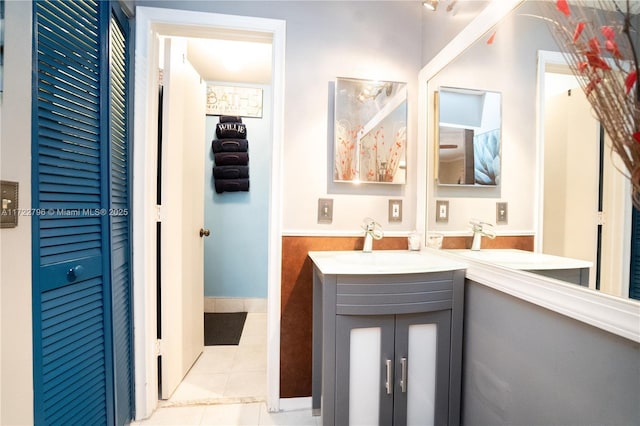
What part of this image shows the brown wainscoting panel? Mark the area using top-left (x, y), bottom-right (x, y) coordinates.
top-left (279, 234), bottom-right (534, 398)
top-left (441, 235), bottom-right (534, 250)
top-left (279, 235), bottom-right (407, 398)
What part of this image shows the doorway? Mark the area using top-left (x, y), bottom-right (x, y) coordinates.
top-left (133, 7), bottom-right (286, 420)
top-left (536, 51), bottom-right (632, 297)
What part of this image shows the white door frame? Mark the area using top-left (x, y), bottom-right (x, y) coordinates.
top-left (535, 50), bottom-right (632, 295)
top-left (132, 7), bottom-right (285, 419)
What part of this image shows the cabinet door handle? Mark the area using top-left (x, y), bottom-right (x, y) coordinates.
top-left (400, 357), bottom-right (407, 393)
top-left (385, 359), bottom-right (393, 395)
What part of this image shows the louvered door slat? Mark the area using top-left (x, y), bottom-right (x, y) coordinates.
top-left (40, 155), bottom-right (100, 174)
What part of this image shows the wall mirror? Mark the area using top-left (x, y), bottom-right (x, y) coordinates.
top-left (334, 77), bottom-right (407, 184)
top-left (437, 87), bottom-right (501, 186)
top-left (421, 1), bottom-right (639, 300)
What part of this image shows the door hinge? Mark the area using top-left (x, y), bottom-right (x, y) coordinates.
top-left (597, 211), bottom-right (605, 226)
top-left (155, 339), bottom-right (163, 356)
top-left (155, 205), bottom-right (162, 222)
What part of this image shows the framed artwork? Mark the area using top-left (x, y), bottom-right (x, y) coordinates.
top-left (334, 77), bottom-right (407, 184)
top-left (206, 84), bottom-right (263, 118)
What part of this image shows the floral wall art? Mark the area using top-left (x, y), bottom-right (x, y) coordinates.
top-left (334, 77), bottom-right (407, 183)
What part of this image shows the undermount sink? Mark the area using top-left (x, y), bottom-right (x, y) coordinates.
top-left (308, 250), bottom-right (466, 275)
top-left (446, 249), bottom-right (592, 271)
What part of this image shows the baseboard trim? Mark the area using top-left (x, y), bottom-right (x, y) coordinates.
top-left (278, 397), bottom-right (312, 412)
top-left (204, 297), bottom-right (267, 313)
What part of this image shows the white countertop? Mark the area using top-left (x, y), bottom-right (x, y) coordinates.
top-left (308, 250), bottom-right (467, 275)
top-left (445, 249), bottom-right (592, 271)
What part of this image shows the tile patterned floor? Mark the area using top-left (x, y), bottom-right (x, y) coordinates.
top-left (133, 313), bottom-right (319, 425)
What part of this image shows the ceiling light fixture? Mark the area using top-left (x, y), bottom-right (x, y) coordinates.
top-left (422, 0), bottom-right (438, 11)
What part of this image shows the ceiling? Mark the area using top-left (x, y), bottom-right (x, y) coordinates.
top-left (176, 0), bottom-right (638, 86)
top-left (186, 37), bottom-right (272, 85)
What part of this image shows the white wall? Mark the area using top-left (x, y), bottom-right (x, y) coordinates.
top-left (138, 0), bottom-right (424, 235)
top-left (424, 1), bottom-right (558, 236)
top-left (0, 1), bottom-right (33, 424)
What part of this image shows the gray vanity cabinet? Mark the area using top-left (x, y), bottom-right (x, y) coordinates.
top-left (335, 311), bottom-right (452, 425)
top-left (311, 267), bottom-right (465, 426)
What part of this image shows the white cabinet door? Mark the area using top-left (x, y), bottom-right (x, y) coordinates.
top-left (394, 311), bottom-right (451, 426)
top-left (336, 315), bottom-right (395, 426)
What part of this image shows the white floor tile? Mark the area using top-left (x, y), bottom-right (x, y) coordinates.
top-left (193, 346), bottom-right (238, 374)
top-left (169, 372), bottom-right (229, 403)
top-left (133, 405), bottom-right (206, 425)
top-left (138, 313), bottom-right (276, 424)
top-left (257, 405), bottom-right (319, 426)
top-left (232, 344), bottom-right (267, 372)
top-left (223, 371), bottom-right (266, 399)
top-left (200, 403), bottom-right (262, 426)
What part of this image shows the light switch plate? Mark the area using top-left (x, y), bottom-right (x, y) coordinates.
top-left (1, 180), bottom-right (19, 228)
top-left (496, 202), bottom-right (508, 224)
top-left (389, 199), bottom-right (402, 222)
top-left (318, 198), bottom-right (333, 224)
top-left (436, 200), bottom-right (449, 223)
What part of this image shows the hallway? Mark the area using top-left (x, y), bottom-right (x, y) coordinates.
top-left (133, 313), bottom-right (318, 425)
top-left (163, 313), bottom-right (267, 406)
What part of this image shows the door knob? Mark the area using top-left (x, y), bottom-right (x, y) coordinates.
top-left (199, 228), bottom-right (210, 237)
top-left (67, 265), bottom-right (84, 282)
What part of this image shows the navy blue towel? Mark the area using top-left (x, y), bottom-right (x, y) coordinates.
top-left (215, 179), bottom-right (250, 194)
top-left (219, 115), bottom-right (242, 123)
top-left (211, 138), bottom-right (249, 153)
top-left (216, 122), bottom-right (247, 139)
top-left (213, 166), bottom-right (249, 179)
top-left (214, 152), bottom-right (249, 166)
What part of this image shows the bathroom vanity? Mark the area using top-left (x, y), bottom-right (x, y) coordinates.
top-left (308, 250), bottom-right (466, 426)
top-left (447, 249), bottom-right (591, 286)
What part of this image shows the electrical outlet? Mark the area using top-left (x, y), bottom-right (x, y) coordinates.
top-left (318, 198), bottom-right (333, 224)
top-left (389, 199), bottom-right (402, 222)
top-left (436, 200), bottom-right (449, 223)
top-left (496, 202), bottom-right (508, 224)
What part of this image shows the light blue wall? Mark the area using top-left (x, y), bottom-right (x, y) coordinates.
top-left (204, 83), bottom-right (271, 298)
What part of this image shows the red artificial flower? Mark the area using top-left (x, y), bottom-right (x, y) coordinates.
top-left (634, 132), bottom-right (640, 144)
top-left (605, 39), bottom-right (623, 59)
top-left (586, 51), bottom-right (611, 71)
top-left (556, 0), bottom-right (571, 16)
top-left (588, 36), bottom-right (601, 54)
top-left (487, 31), bottom-right (496, 45)
top-left (600, 26), bottom-right (615, 41)
top-left (577, 61), bottom-right (589, 73)
top-left (573, 22), bottom-right (585, 42)
top-left (585, 77), bottom-right (602, 95)
top-left (626, 69), bottom-right (638, 95)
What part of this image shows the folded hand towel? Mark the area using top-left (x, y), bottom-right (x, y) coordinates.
top-left (211, 138), bottom-right (249, 153)
top-left (215, 178), bottom-right (250, 194)
top-left (214, 152), bottom-right (249, 166)
top-left (216, 122), bottom-right (247, 139)
top-left (219, 115), bottom-right (242, 123)
top-left (213, 166), bottom-right (249, 179)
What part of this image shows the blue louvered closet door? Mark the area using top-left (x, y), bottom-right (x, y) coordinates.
top-left (630, 208), bottom-right (640, 300)
top-left (31, 1), bottom-right (132, 424)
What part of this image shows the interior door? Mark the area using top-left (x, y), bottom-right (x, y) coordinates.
top-left (160, 37), bottom-right (206, 399)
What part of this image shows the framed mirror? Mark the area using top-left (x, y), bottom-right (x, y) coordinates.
top-left (334, 77), bottom-right (407, 184)
top-left (436, 87), bottom-right (501, 186)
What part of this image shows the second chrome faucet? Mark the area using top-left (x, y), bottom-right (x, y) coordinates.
top-left (362, 218), bottom-right (384, 252)
top-left (470, 219), bottom-right (496, 251)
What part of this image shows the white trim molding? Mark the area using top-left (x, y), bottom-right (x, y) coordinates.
top-left (440, 252), bottom-right (640, 343)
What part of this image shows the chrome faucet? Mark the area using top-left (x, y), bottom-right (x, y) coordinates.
top-left (362, 218), bottom-right (384, 253)
top-left (470, 219), bottom-right (496, 251)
